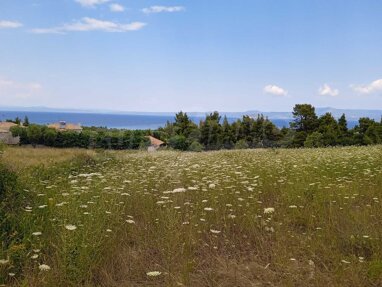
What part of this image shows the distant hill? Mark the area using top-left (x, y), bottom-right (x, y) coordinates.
top-left (1, 106), bottom-right (381, 129)
top-left (244, 107), bottom-right (382, 121)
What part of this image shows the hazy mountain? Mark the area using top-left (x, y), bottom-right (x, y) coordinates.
top-left (247, 107), bottom-right (382, 121)
top-left (0, 106), bottom-right (381, 121)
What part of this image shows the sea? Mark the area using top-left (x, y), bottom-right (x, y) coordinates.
top-left (0, 110), bottom-right (324, 130)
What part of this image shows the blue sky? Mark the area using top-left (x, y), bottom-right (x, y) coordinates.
top-left (0, 0), bottom-right (382, 112)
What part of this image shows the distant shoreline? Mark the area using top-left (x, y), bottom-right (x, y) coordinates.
top-left (0, 110), bottom-right (360, 129)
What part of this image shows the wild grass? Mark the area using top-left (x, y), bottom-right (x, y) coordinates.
top-left (0, 146), bottom-right (96, 171)
top-left (1, 146), bottom-right (382, 286)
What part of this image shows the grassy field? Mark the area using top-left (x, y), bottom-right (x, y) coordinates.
top-left (1, 146), bottom-right (382, 286)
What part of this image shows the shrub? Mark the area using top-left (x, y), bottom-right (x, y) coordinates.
top-left (304, 131), bottom-right (324, 148)
top-left (188, 141), bottom-right (204, 152)
top-left (26, 125), bottom-right (42, 147)
top-left (234, 139), bottom-right (249, 149)
top-left (169, 135), bottom-right (189, 151)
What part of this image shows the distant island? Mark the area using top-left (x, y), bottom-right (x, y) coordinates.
top-left (1, 106), bottom-right (382, 130)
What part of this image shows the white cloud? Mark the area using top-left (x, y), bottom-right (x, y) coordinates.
top-left (0, 77), bottom-right (42, 100)
top-left (318, 84), bottom-right (339, 97)
top-left (351, 78), bottom-right (382, 94)
top-left (263, 85), bottom-right (288, 96)
top-left (110, 3), bottom-right (124, 12)
top-left (142, 6), bottom-right (185, 14)
top-left (0, 20), bottom-right (23, 29)
top-left (31, 18), bottom-right (146, 34)
top-left (75, 0), bottom-right (110, 7)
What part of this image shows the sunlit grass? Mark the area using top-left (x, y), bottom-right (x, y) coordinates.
top-left (1, 146), bottom-right (382, 286)
top-left (1, 146), bottom-right (96, 171)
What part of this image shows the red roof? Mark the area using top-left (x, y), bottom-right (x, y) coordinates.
top-left (147, 136), bottom-right (165, 146)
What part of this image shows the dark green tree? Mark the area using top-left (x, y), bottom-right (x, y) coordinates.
top-left (199, 112), bottom-right (222, 150)
top-left (43, 128), bottom-right (57, 146)
top-left (10, 126), bottom-right (28, 144)
top-left (174, 112), bottom-right (197, 138)
top-left (304, 132), bottom-right (324, 148)
top-left (220, 116), bottom-right (235, 149)
top-left (23, 116), bottom-right (30, 127)
top-left (290, 104), bottom-right (319, 146)
top-left (26, 125), bottom-right (42, 147)
top-left (337, 113), bottom-right (351, 145)
top-left (318, 113), bottom-right (339, 146)
top-left (338, 114), bottom-right (348, 133)
top-left (169, 135), bottom-right (188, 150)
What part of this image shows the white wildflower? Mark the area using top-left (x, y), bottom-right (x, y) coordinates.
top-left (64, 224), bottom-right (77, 231)
top-left (38, 264), bottom-right (51, 271)
top-left (264, 207), bottom-right (275, 214)
top-left (146, 271), bottom-right (161, 277)
top-left (0, 259), bottom-right (9, 265)
top-left (265, 226), bottom-right (275, 233)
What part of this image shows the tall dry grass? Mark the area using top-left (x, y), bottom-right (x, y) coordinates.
top-left (1, 146), bottom-right (96, 171)
top-left (1, 146), bottom-right (382, 286)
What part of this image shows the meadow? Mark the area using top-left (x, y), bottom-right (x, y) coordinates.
top-left (1, 146), bottom-right (382, 286)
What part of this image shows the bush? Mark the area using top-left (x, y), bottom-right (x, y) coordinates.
top-left (304, 132), bottom-right (324, 148)
top-left (169, 135), bottom-right (189, 151)
top-left (139, 138), bottom-right (151, 150)
top-left (188, 141), bottom-right (204, 152)
top-left (44, 128), bottom-right (57, 146)
top-left (26, 125), bottom-right (42, 147)
top-left (234, 139), bottom-right (249, 150)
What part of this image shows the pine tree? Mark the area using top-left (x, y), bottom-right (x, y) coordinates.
top-left (23, 116), bottom-right (30, 127)
top-left (338, 114), bottom-right (348, 132)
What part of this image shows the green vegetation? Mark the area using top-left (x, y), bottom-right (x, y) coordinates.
top-left (1, 146), bottom-right (382, 286)
top-left (158, 104), bottom-right (382, 150)
top-left (7, 104), bottom-right (382, 151)
top-left (10, 125), bottom-right (150, 149)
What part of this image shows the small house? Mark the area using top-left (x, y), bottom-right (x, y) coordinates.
top-left (48, 121), bottom-right (83, 133)
top-left (147, 136), bottom-right (165, 152)
top-left (0, 122), bottom-right (20, 145)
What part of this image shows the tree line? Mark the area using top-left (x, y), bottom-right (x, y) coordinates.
top-left (9, 125), bottom-right (150, 149)
top-left (155, 104), bottom-right (382, 150)
top-left (6, 104), bottom-right (382, 150)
